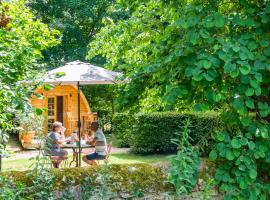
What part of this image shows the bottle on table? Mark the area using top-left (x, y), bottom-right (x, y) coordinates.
top-left (70, 131), bottom-right (76, 144)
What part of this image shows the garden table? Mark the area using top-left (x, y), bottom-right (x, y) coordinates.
top-left (62, 142), bottom-right (94, 167)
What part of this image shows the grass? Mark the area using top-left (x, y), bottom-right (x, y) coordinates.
top-left (2, 153), bottom-right (171, 172)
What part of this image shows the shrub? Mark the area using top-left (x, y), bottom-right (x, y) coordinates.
top-left (168, 118), bottom-right (200, 195)
top-left (111, 113), bottom-right (136, 147)
top-left (1, 164), bottom-right (172, 197)
top-left (132, 112), bottom-right (222, 154)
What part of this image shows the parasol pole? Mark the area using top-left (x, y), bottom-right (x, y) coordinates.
top-left (77, 81), bottom-right (81, 167)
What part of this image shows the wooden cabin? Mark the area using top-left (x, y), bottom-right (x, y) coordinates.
top-left (21, 85), bottom-right (97, 149)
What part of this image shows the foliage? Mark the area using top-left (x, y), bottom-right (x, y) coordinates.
top-left (168, 118), bottom-right (200, 195)
top-left (17, 110), bottom-right (44, 134)
top-left (28, 0), bottom-right (115, 68)
top-left (0, 176), bottom-right (27, 199)
top-left (89, 0), bottom-right (270, 198)
top-left (1, 164), bottom-right (172, 196)
top-left (82, 85), bottom-right (118, 134)
top-left (81, 165), bottom-right (115, 199)
top-left (111, 113), bottom-right (136, 147)
top-left (0, 0), bottom-right (58, 152)
top-left (113, 112), bottom-right (221, 154)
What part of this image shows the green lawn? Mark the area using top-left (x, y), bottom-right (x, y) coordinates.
top-left (2, 153), bottom-right (170, 172)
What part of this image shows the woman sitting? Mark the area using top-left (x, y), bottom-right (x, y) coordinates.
top-left (46, 121), bottom-right (68, 168)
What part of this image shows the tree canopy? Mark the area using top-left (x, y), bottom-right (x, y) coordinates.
top-left (88, 0), bottom-right (270, 198)
top-left (29, 0), bottom-right (114, 68)
top-left (0, 0), bottom-right (58, 148)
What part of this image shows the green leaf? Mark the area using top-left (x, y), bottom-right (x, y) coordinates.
top-left (209, 150), bottom-right (218, 160)
top-left (43, 84), bottom-right (54, 91)
top-left (259, 110), bottom-right (269, 118)
top-left (214, 12), bottom-right (225, 27)
top-left (250, 80), bottom-right (259, 89)
top-left (239, 179), bottom-right (248, 189)
top-left (248, 141), bottom-right (255, 150)
top-left (245, 99), bottom-right (254, 108)
top-left (239, 65), bottom-right (251, 75)
top-left (224, 62), bottom-right (236, 73)
top-left (35, 108), bottom-right (43, 116)
top-left (255, 88), bottom-right (262, 96)
top-left (232, 99), bottom-right (244, 110)
top-left (232, 45), bottom-right (240, 52)
top-left (217, 132), bottom-right (225, 141)
top-left (54, 72), bottom-right (66, 78)
top-left (239, 51), bottom-right (247, 60)
top-left (199, 29), bottom-right (210, 39)
top-left (226, 150), bottom-right (235, 160)
top-left (241, 117), bottom-right (250, 126)
top-left (198, 60), bottom-right (212, 69)
top-left (247, 41), bottom-right (257, 50)
top-left (249, 169), bottom-right (257, 179)
top-left (231, 138), bottom-right (242, 149)
top-left (230, 69), bottom-right (239, 78)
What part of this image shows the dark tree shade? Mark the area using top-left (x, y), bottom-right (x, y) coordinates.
top-left (28, 0), bottom-right (113, 68)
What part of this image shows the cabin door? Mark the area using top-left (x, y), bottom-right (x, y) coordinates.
top-left (56, 96), bottom-right (64, 124)
top-left (47, 96), bottom-right (64, 132)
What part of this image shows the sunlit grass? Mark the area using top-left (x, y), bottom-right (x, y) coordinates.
top-left (2, 153), bottom-right (171, 172)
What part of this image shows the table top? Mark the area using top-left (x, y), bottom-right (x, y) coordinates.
top-left (62, 142), bottom-right (93, 148)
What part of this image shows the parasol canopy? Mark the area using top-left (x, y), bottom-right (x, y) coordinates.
top-left (44, 60), bottom-right (122, 85)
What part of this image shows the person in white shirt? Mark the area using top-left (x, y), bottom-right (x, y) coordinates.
top-left (83, 121), bottom-right (107, 165)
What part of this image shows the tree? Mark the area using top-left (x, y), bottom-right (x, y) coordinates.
top-left (88, 0), bottom-right (270, 198)
top-left (0, 0), bottom-right (58, 150)
top-left (28, 0), bottom-right (114, 68)
top-left (29, 0), bottom-right (123, 118)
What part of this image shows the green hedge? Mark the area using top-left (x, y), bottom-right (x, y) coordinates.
top-left (112, 112), bottom-right (222, 154)
top-left (1, 164), bottom-right (171, 194)
top-left (111, 113), bottom-right (136, 147)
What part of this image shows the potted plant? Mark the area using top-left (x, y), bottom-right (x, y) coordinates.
top-left (17, 111), bottom-right (44, 144)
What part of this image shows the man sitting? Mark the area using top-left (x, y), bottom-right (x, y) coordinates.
top-left (83, 121), bottom-right (107, 165)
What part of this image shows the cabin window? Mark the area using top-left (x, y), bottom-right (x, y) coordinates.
top-left (47, 97), bottom-right (55, 131)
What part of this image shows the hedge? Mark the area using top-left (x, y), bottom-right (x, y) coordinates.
top-left (112, 112), bottom-right (222, 154)
top-left (1, 164), bottom-right (172, 198)
top-left (0, 162), bottom-right (219, 199)
top-left (111, 113), bottom-right (136, 147)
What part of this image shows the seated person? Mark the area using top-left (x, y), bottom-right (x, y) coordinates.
top-left (59, 126), bottom-right (66, 140)
top-left (83, 121), bottom-right (107, 165)
top-left (46, 121), bottom-right (68, 168)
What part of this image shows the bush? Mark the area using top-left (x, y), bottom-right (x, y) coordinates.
top-left (1, 164), bottom-right (172, 199)
top-left (112, 112), bottom-right (222, 154)
top-left (111, 113), bottom-right (136, 147)
top-left (132, 112), bottom-right (222, 154)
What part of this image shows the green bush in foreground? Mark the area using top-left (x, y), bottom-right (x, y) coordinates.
top-left (168, 118), bottom-right (200, 195)
top-left (1, 164), bottom-right (170, 191)
top-left (113, 112), bottom-right (222, 154)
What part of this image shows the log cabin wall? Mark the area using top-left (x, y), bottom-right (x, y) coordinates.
top-left (31, 85), bottom-right (96, 136)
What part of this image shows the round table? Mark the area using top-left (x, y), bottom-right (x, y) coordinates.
top-left (62, 142), bottom-right (94, 167)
